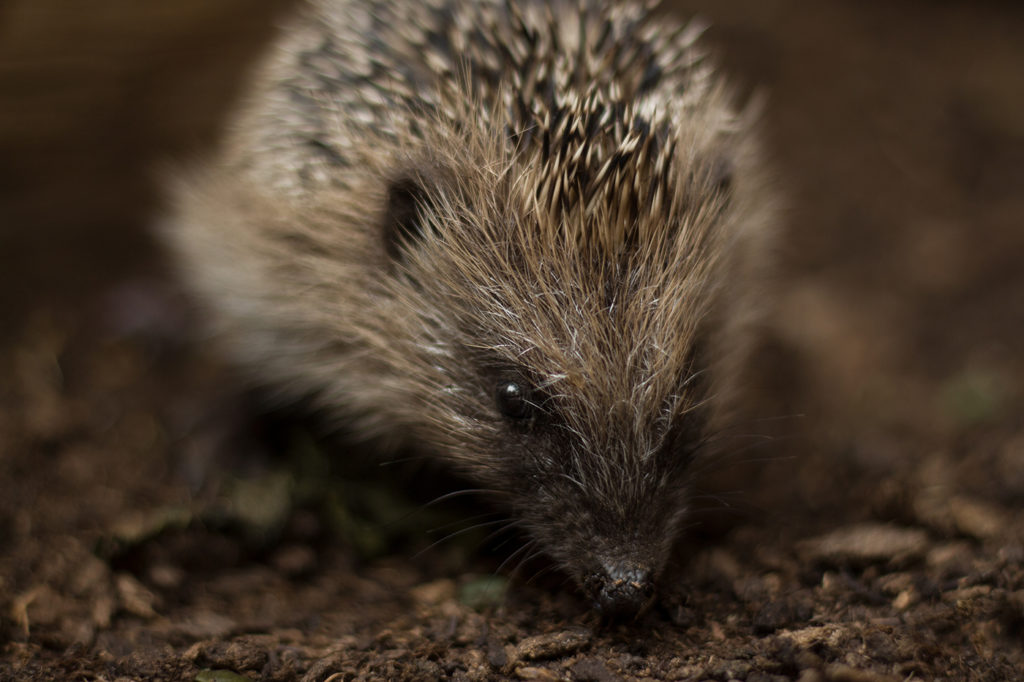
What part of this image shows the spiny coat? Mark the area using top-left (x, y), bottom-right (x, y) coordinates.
top-left (166, 0), bottom-right (776, 615)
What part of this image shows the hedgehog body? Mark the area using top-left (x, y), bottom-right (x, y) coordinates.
top-left (167, 0), bottom-right (775, 615)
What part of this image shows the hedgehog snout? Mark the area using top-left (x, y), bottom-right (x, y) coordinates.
top-left (583, 562), bottom-right (656, 618)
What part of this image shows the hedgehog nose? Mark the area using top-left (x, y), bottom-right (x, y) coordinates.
top-left (585, 564), bottom-right (655, 617)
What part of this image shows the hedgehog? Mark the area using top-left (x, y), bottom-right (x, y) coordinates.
top-left (165, 0), bottom-right (776, 616)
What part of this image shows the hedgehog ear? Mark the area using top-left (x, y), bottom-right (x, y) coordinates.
top-left (709, 156), bottom-right (734, 197)
top-left (382, 175), bottom-right (430, 261)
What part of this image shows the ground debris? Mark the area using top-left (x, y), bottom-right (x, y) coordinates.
top-left (513, 628), bottom-right (591, 662)
top-left (798, 523), bottom-right (929, 568)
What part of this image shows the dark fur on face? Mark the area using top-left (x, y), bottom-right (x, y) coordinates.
top-left (166, 0), bottom-right (776, 616)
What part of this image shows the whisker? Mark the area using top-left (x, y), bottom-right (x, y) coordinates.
top-left (479, 518), bottom-right (521, 546)
top-left (421, 488), bottom-right (494, 507)
top-left (511, 547), bottom-right (550, 583)
top-left (424, 511), bottom-right (505, 535)
top-left (522, 560), bottom-right (560, 587)
top-left (413, 517), bottom-right (512, 559)
top-left (495, 539), bottom-right (538, 577)
top-left (376, 486), bottom-right (499, 532)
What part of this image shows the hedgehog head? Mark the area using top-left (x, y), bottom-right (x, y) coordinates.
top-left (357, 76), bottom-right (753, 615)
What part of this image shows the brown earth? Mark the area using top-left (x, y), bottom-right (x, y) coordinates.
top-left (2, 1), bottom-right (1023, 680)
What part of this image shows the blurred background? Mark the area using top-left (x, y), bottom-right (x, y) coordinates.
top-left (0, 0), bottom-right (291, 325)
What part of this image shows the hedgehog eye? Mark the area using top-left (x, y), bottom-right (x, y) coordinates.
top-left (496, 381), bottom-right (532, 420)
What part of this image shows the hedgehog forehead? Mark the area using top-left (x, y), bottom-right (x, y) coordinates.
top-left (430, 142), bottom-right (712, 372)
top-left (441, 241), bottom-right (702, 408)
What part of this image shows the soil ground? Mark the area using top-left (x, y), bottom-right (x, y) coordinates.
top-left (2, 1), bottom-right (1023, 680)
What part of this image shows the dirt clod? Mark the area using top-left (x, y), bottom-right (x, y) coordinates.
top-left (514, 629), bottom-right (591, 662)
top-left (799, 524), bottom-right (930, 568)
